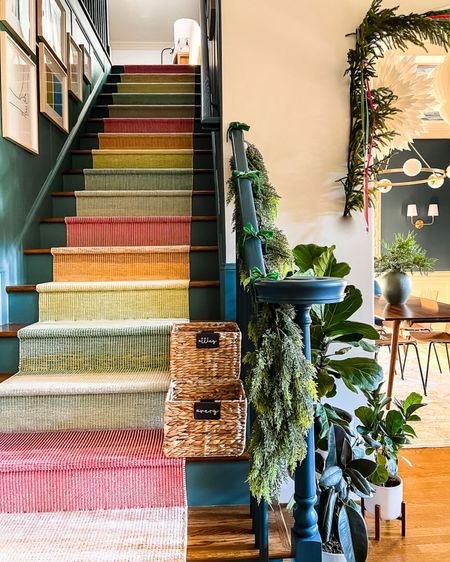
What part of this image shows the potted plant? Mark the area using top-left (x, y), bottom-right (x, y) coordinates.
top-left (374, 232), bottom-right (437, 304)
top-left (355, 384), bottom-right (425, 520)
top-left (315, 423), bottom-right (377, 561)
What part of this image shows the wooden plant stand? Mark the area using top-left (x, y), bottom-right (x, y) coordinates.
top-left (361, 498), bottom-right (406, 541)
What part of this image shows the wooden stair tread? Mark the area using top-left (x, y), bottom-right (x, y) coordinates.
top-left (0, 324), bottom-right (28, 337)
top-left (187, 504), bottom-right (292, 560)
top-left (24, 246), bottom-right (218, 254)
top-left (0, 373), bottom-right (14, 382)
top-left (52, 190), bottom-right (215, 196)
top-left (6, 281), bottom-right (220, 292)
top-left (40, 216), bottom-right (217, 223)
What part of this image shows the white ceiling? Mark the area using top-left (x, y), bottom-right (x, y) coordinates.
top-left (108, 0), bottom-right (199, 46)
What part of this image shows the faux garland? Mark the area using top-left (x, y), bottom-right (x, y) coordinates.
top-left (227, 131), bottom-right (316, 502)
top-left (342, 0), bottom-right (450, 219)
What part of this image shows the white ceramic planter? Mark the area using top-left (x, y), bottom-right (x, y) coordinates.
top-left (322, 550), bottom-right (347, 562)
top-left (365, 476), bottom-right (403, 520)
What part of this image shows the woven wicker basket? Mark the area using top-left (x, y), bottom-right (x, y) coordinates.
top-left (169, 322), bottom-right (241, 379)
top-left (164, 378), bottom-right (247, 457)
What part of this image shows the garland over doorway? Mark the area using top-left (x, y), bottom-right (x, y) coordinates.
top-left (341, 0), bottom-right (450, 225)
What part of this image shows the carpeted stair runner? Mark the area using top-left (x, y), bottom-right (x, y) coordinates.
top-left (123, 64), bottom-right (195, 73)
top-left (111, 93), bottom-right (196, 105)
top-left (98, 132), bottom-right (194, 149)
top-left (18, 320), bottom-right (180, 374)
top-left (103, 117), bottom-right (195, 133)
top-left (92, 148), bottom-right (193, 168)
top-left (120, 73), bottom-right (196, 83)
top-left (0, 429), bottom-right (185, 512)
top-left (84, 168), bottom-right (193, 190)
top-left (37, 280), bottom-right (190, 321)
top-left (65, 216), bottom-right (192, 246)
top-left (75, 190), bottom-right (192, 216)
top-left (108, 105), bottom-right (195, 119)
top-left (52, 246), bottom-right (190, 281)
top-left (117, 82), bottom-right (195, 93)
top-left (0, 372), bottom-right (169, 433)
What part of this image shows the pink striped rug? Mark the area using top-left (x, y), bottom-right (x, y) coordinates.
top-left (0, 429), bottom-right (186, 513)
top-left (103, 118), bottom-right (194, 134)
top-left (123, 65), bottom-right (195, 74)
top-left (66, 216), bottom-right (192, 246)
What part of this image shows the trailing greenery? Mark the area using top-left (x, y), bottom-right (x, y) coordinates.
top-left (315, 424), bottom-right (376, 561)
top-left (342, 0), bottom-right (450, 216)
top-left (293, 244), bottom-right (383, 401)
top-left (228, 135), bottom-right (315, 502)
top-left (374, 232), bottom-right (437, 275)
top-left (355, 384), bottom-right (425, 485)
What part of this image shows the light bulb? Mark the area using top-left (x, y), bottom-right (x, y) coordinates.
top-left (403, 158), bottom-right (422, 177)
top-left (427, 173), bottom-right (445, 189)
top-left (446, 165), bottom-right (450, 178)
top-left (377, 179), bottom-right (393, 193)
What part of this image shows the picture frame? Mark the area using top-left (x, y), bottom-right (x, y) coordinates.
top-left (67, 33), bottom-right (82, 102)
top-left (0, 0), bottom-right (36, 53)
top-left (81, 43), bottom-right (91, 84)
top-left (37, 0), bottom-right (67, 68)
top-left (0, 31), bottom-right (38, 153)
top-left (38, 42), bottom-right (68, 132)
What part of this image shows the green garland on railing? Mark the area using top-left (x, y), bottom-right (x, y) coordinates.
top-left (228, 129), bottom-right (316, 502)
top-left (342, 0), bottom-right (450, 217)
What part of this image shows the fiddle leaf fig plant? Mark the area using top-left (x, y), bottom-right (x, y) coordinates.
top-left (293, 244), bottom-right (383, 400)
top-left (355, 384), bottom-right (426, 485)
top-left (316, 424), bottom-right (376, 561)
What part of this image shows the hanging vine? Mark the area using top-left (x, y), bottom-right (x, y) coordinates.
top-left (227, 130), bottom-right (316, 502)
top-left (342, 0), bottom-right (450, 219)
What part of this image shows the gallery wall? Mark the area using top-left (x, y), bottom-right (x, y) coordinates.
top-left (0, 0), bottom-right (111, 322)
top-left (381, 139), bottom-right (450, 270)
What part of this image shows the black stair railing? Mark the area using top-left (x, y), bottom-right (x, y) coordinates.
top-left (79, 0), bottom-right (110, 55)
top-left (200, 0), bottom-right (220, 130)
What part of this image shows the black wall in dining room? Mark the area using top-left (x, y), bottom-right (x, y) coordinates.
top-left (381, 139), bottom-right (450, 270)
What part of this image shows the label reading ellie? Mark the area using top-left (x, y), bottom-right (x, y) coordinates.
top-left (196, 331), bottom-right (220, 349)
top-left (194, 401), bottom-right (221, 420)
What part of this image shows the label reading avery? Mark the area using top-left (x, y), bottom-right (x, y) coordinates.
top-left (196, 331), bottom-right (220, 349)
top-left (194, 401), bottom-right (221, 420)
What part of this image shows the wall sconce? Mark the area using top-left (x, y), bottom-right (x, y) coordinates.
top-left (407, 203), bottom-right (439, 229)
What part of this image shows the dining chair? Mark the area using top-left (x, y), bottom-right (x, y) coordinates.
top-left (409, 323), bottom-right (450, 395)
top-left (375, 328), bottom-right (424, 386)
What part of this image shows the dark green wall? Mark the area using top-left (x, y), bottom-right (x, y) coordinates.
top-left (0, 1), bottom-right (111, 322)
top-left (381, 139), bottom-right (450, 271)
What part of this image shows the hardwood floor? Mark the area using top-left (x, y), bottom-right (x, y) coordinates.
top-left (187, 449), bottom-right (450, 561)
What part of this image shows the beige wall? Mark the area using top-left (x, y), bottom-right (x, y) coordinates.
top-left (221, 0), bottom-right (447, 324)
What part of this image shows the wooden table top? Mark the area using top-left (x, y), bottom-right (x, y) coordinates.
top-left (374, 296), bottom-right (450, 323)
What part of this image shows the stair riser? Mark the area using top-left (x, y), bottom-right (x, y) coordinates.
top-left (0, 338), bottom-right (19, 372)
top-left (63, 170), bottom-right (214, 190)
top-left (102, 82), bottom-right (201, 94)
top-left (79, 135), bottom-right (211, 150)
top-left (39, 220), bottom-right (218, 248)
top-left (52, 193), bottom-right (216, 216)
top-left (85, 118), bottom-right (206, 133)
top-left (8, 286), bottom-right (220, 322)
top-left (90, 105), bottom-right (201, 118)
top-left (0, 392), bottom-right (165, 433)
top-left (110, 65), bottom-right (199, 74)
top-left (108, 72), bottom-right (200, 83)
top-left (70, 151), bottom-right (213, 169)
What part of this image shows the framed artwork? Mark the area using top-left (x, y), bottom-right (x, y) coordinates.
top-left (0, 31), bottom-right (38, 153)
top-left (67, 33), bottom-right (82, 101)
top-left (37, 0), bottom-right (67, 68)
top-left (38, 42), bottom-right (68, 132)
top-left (81, 43), bottom-right (91, 84)
top-left (0, 0), bottom-right (36, 53)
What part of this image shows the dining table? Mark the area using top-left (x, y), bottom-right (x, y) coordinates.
top-left (374, 295), bottom-right (450, 401)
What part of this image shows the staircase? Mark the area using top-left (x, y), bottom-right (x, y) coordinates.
top-left (0, 64), bottom-right (219, 560)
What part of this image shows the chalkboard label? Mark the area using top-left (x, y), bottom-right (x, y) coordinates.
top-left (194, 400), bottom-right (221, 420)
top-left (196, 331), bottom-right (220, 349)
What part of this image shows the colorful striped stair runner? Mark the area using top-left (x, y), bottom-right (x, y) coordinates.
top-left (0, 64), bottom-right (205, 561)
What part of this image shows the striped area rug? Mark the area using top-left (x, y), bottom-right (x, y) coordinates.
top-left (91, 149), bottom-right (193, 169)
top-left (83, 169), bottom-right (194, 190)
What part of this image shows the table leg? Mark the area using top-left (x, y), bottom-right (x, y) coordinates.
top-left (386, 320), bottom-right (401, 404)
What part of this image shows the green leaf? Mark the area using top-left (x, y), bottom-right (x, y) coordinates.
top-left (403, 392), bottom-right (423, 414)
top-left (317, 369), bottom-right (336, 398)
top-left (317, 488), bottom-right (337, 543)
top-left (385, 410), bottom-right (404, 435)
top-left (293, 244), bottom-right (327, 273)
top-left (320, 466), bottom-right (343, 488)
top-left (328, 358), bottom-right (384, 393)
top-left (370, 463), bottom-right (389, 486)
top-left (346, 468), bottom-right (373, 497)
top-left (313, 246), bottom-right (337, 277)
top-left (403, 424), bottom-right (417, 437)
top-left (354, 406), bottom-right (376, 428)
top-left (326, 321), bottom-right (380, 340)
top-left (347, 458), bottom-right (377, 478)
top-left (323, 286), bottom-right (363, 328)
top-left (326, 425), bottom-right (338, 469)
top-left (358, 339), bottom-right (379, 353)
top-left (331, 261), bottom-right (352, 278)
top-left (338, 504), bottom-right (369, 562)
